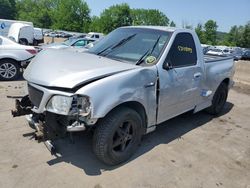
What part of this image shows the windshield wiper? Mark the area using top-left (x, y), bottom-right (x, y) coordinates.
top-left (136, 36), bottom-right (161, 65)
top-left (135, 49), bottom-right (150, 65)
top-left (97, 34), bottom-right (137, 56)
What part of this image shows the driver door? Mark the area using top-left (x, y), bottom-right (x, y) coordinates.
top-left (157, 33), bottom-right (203, 124)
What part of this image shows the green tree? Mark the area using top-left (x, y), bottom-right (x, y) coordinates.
top-left (226, 25), bottom-right (238, 46)
top-left (98, 3), bottom-right (132, 34)
top-left (0, 0), bottom-right (16, 19)
top-left (169, 21), bottom-right (176, 27)
top-left (52, 0), bottom-right (90, 32)
top-left (131, 9), bottom-right (169, 26)
top-left (241, 22), bottom-right (250, 48)
top-left (223, 24), bottom-right (248, 47)
top-left (195, 23), bottom-right (206, 44)
top-left (204, 20), bottom-right (218, 45)
top-left (16, 0), bottom-right (54, 28)
top-left (89, 16), bottom-right (102, 32)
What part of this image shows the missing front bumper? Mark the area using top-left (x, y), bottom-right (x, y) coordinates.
top-left (11, 95), bottom-right (33, 117)
top-left (11, 95), bottom-right (87, 155)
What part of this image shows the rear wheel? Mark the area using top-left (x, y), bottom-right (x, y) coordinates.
top-left (33, 39), bottom-right (38, 46)
top-left (206, 82), bottom-right (228, 115)
top-left (93, 107), bottom-right (143, 165)
top-left (0, 60), bottom-right (21, 81)
top-left (19, 38), bottom-right (28, 45)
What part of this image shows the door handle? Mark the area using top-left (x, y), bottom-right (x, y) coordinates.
top-left (194, 72), bottom-right (202, 79)
top-left (144, 82), bottom-right (155, 88)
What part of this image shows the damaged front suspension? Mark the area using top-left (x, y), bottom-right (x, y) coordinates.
top-left (11, 95), bottom-right (85, 155)
top-left (11, 95), bottom-right (33, 117)
top-left (11, 95), bottom-right (57, 154)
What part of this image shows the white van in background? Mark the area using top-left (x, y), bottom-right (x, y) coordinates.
top-left (8, 23), bottom-right (43, 45)
top-left (0, 19), bottom-right (33, 36)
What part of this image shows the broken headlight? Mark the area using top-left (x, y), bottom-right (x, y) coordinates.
top-left (71, 95), bottom-right (91, 116)
top-left (46, 95), bottom-right (91, 116)
top-left (46, 95), bottom-right (73, 115)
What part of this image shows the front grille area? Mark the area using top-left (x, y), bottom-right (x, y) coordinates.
top-left (28, 84), bottom-right (44, 108)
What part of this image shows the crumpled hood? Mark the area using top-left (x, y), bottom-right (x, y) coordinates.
top-left (24, 49), bottom-right (138, 88)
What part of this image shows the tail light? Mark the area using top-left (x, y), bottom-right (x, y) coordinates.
top-left (26, 49), bottom-right (37, 55)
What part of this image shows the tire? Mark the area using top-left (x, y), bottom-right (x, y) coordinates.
top-left (93, 107), bottom-right (143, 165)
top-left (0, 60), bottom-right (21, 81)
top-left (19, 38), bottom-right (28, 45)
top-left (33, 39), bottom-right (38, 46)
top-left (206, 82), bottom-right (228, 115)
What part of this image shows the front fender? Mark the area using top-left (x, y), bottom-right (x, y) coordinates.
top-left (76, 66), bottom-right (158, 127)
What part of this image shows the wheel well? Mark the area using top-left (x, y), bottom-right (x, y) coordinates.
top-left (214, 78), bottom-right (230, 92)
top-left (0, 58), bottom-right (19, 65)
top-left (222, 78), bottom-right (230, 86)
top-left (108, 101), bottom-right (148, 133)
top-left (19, 38), bottom-right (29, 44)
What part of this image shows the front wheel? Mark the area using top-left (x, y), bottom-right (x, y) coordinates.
top-left (0, 60), bottom-right (21, 81)
top-left (93, 107), bottom-right (143, 165)
top-left (206, 82), bottom-right (228, 115)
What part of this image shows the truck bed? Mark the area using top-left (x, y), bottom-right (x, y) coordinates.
top-left (204, 54), bottom-right (234, 63)
top-left (204, 54), bottom-right (235, 94)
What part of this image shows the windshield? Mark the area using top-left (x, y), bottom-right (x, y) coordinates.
top-left (88, 28), bottom-right (172, 64)
top-left (62, 38), bottom-right (75, 46)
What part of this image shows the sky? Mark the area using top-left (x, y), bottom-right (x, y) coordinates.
top-left (85, 0), bottom-right (250, 32)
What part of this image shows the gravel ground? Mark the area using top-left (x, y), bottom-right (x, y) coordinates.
top-left (0, 61), bottom-right (249, 188)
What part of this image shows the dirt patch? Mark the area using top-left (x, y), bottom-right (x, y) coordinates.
top-left (234, 60), bottom-right (250, 84)
top-left (232, 60), bottom-right (250, 95)
top-left (232, 81), bottom-right (250, 95)
top-left (43, 37), bottom-right (66, 44)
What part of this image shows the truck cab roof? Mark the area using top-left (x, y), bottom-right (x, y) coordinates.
top-left (120, 26), bottom-right (186, 33)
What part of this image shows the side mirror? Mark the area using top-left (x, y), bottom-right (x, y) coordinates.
top-left (163, 62), bottom-right (173, 71)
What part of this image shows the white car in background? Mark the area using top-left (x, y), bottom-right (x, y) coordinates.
top-left (85, 32), bottom-right (104, 40)
top-left (0, 36), bottom-right (37, 81)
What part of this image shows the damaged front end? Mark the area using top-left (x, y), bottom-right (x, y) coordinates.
top-left (11, 85), bottom-right (95, 155)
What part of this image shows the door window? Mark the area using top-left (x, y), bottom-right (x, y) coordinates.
top-left (73, 40), bottom-right (86, 47)
top-left (166, 33), bottom-right (197, 67)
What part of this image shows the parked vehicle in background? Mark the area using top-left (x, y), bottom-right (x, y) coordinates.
top-left (222, 48), bottom-right (232, 55)
top-left (71, 33), bottom-right (87, 39)
top-left (0, 19), bottom-right (33, 37)
top-left (0, 36), bottom-right (37, 81)
top-left (41, 37), bottom-right (96, 50)
top-left (85, 32), bottom-right (104, 40)
top-left (33, 28), bottom-right (44, 45)
top-left (44, 30), bottom-right (76, 38)
top-left (12, 26), bottom-right (235, 165)
top-left (206, 48), bottom-right (225, 56)
top-left (241, 50), bottom-right (250, 60)
top-left (8, 23), bottom-right (44, 46)
top-left (201, 44), bottom-right (210, 54)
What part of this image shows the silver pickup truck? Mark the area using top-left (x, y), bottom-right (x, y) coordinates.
top-left (12, 26), bottom-right (235, 165)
